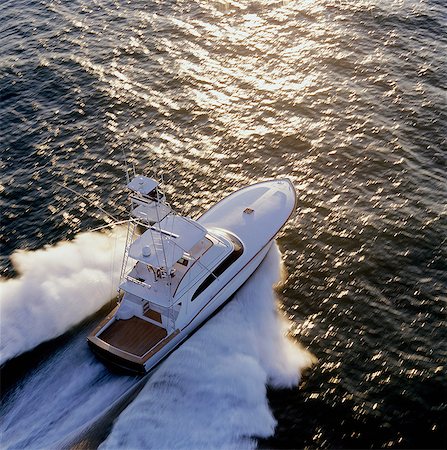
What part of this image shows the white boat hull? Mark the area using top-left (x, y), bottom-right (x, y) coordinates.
top-left (88, 179), bottom-right (296, 373)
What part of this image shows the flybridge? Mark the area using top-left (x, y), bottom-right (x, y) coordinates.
top-left (128, 215), bottom-right (207, 269)
top-left (124, 175), bottom-right (207, 271)
top-left (118, 175), bottom-right (225, 311)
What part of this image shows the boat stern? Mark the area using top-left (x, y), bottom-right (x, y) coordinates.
top-left (87, 307), bottom-right (180, 374)
top-left (87, 336), bottom-right (147, 374)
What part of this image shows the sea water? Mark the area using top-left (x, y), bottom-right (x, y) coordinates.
top-left (1, 0), bottom-right (445, 448)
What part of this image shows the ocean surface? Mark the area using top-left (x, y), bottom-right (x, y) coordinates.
top-left (1, 0), bottom-right (446, 448)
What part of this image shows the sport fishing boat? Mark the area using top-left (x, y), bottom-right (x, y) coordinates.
top-left (88, 176), bottom-right (296, 373)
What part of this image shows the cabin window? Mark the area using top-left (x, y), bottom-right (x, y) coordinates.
top-left (191, 235), bottom-right (243, 301)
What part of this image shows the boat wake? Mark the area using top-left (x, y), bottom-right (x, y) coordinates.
top-left (1, 239), bottom-right (312, 449)
top-left (0, 228), bottom-right (140, 449)
top-left (102, 244), bottom-right (313, 450)
top-left (0, 229), bottom-right (126, 365)
top-left (0, 327), bottom-right (140, 449)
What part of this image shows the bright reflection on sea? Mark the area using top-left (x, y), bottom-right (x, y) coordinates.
top-left (56, 0), bottom-right (336, 196)
top-left (1, 0), bottom-right (445, 448)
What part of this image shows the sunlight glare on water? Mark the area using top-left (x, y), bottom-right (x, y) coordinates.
top-left (0, 0), bottom-right (446, 448)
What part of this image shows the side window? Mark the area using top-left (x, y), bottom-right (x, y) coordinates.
top-left (191, 235), bottom-right (243, 301)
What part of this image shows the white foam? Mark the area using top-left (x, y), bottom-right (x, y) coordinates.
top-left (102, 244), bottom-right (314, 450)
top-left (0, 228), bottom-right (126, 365)
top-left (0, 330), bottom-right (138, 449)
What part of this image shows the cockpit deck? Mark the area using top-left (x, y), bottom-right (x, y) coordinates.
top-left (98, 317), bottom-right (167, 357)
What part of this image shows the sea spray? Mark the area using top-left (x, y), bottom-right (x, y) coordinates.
top-left (101, 244), bottom-right (314, 450)
top-left (0, 228), bottom-right (126, 365)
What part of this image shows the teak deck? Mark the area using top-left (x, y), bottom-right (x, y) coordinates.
top-left (99, 316), bottom-right (167, 357)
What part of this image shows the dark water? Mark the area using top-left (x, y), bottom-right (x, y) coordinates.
top-left (1, 0), bottom-right (446, 448)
